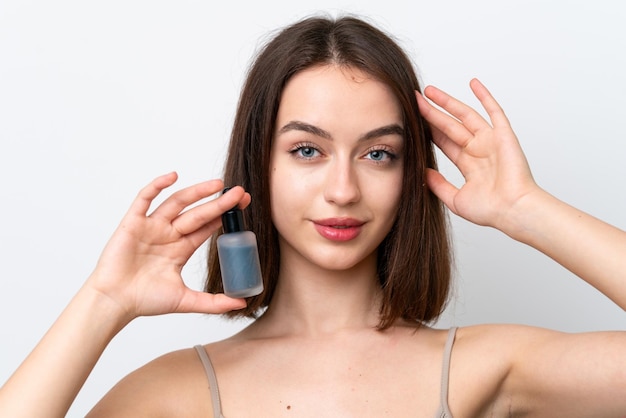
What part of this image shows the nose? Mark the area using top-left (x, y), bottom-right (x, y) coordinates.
top-left (323, 158), bottom-right (361, 206)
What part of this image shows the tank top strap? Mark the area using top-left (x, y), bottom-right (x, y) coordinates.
top-left (194, 345), bottom-right (225, 418)
top-left (434, 327), bottom-right (458, 418)
top-left (194, 329), bottom-right (458, 418)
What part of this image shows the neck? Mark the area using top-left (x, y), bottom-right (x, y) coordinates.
top-left (255, 252), bottom-right (383, 338)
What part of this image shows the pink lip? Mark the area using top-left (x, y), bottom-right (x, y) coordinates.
top-left (312, 218), bottom-right (365, 242)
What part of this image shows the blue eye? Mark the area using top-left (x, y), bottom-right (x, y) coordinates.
top-left (299, 147), bottom-right (318, 158)
top-left (365, 149), bottom-right (395, 163)
top-left (290, 144), bottom-right (321, 160)
top-left (368, 150), bottom-right (386, 161)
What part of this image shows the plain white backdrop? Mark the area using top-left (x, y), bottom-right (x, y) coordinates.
top-left (1, 1), bottom-right (625, 416)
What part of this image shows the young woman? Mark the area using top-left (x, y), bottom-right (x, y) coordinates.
top-left (1, 16), bottom-right (625, 418)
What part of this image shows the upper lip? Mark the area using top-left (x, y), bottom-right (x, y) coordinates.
top-left (312, 217), bottom-right (365, 227)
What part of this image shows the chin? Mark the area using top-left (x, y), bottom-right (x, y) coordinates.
top-left (310, 249), bottom-right (377, 273)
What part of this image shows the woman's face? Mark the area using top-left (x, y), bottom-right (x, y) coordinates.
top-left (269, 65), bottom-right (404, 272)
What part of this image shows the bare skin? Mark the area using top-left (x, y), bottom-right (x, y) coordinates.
top-left (1, 68), bottom-right (625, 418)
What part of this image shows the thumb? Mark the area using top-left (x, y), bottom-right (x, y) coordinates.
top-left (426, 168), bottom-right (459, 214)
top-left (176, 289), bottom-right (247, 314)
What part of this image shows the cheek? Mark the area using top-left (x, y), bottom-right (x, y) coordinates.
top-left (269, 164), bottom-right (305, 223)
top-left (374, 172), bottom-right (404, 234)
top-left (369, 166), bottom-right (403, 209)
top-left (270, 156), bottom-right (321, 202)
top-left (269, 166), bottom-right (283, 223)
top-left (385, 177), bottom-right (404, 219)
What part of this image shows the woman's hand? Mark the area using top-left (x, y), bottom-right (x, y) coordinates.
top-left (418, 79), bottom-right (626, 310)
top-left (416, 79), bottom-right (540, 233)
top-left (86, 172), bottom-right (249, 320)
top-left (0, 173), bottom-right (250, 418)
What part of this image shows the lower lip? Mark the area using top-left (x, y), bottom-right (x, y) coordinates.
top-left (313, 223), bottom-right (362, 242)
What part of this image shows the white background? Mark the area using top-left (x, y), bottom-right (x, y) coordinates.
top-left (1, 1), bottom-right (625, 416)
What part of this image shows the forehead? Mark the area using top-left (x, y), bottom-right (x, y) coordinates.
top-left (276, 65), bottom-right (403, 129)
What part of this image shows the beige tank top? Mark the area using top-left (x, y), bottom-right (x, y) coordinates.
top-left (194, 327), bottom-right (457, 418)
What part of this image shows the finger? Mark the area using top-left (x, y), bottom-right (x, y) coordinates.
top-left (421, 85), bottom-right (491, 137)
top-left (234, 191), bottom-right (252, 210)
top-left (127, 172), bottom-right (179, 216)
top-left (469, 78), bottom-right (511, 128)
top-left (417, 91), bottom-right (474, 148)
top-left (428, 122), bottom-right (463, 164)
top-left (171, 187), bottom-right (251, 236)
top-left (151, 179), bottom-right (225, 221)
top-left (425, 168), bottom-right (459, 215)
top-left (178, 191), bottom-right (252, 249)
top-left (176, 290), bottom-right (247, 314)
top-left (183, 217), bottom-right (224, 249)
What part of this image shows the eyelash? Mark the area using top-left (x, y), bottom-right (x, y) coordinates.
top-left (364, 147), bottom-right (397, 164)
top-left (289, 142), bottom-right (321, 160)
top-left (288, 142), bottom-right (398, 165)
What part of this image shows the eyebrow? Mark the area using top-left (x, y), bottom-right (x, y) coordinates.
top-left (277, 120), bottom-right (404, 142)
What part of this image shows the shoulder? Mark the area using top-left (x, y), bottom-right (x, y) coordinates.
top-left (449, 324), bottom-right (626, 416)
top-left (453, 322), bottom-right (551, 357)
top-left (442, 324), bottom-right (548, 415)
top-left (451, 322), bottom-right (569, 367)
top-left (87, 347), bottom-right (213, 417)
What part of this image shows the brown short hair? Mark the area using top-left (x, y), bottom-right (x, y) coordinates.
top-left (205, 15), bottom-right (451, 329)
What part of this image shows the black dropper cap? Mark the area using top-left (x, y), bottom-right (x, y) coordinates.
top-left (221, 187), bottom-right (244, 233)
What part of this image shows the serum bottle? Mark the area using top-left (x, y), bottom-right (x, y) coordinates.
top-left (217, 189), bottom-right (264, 298)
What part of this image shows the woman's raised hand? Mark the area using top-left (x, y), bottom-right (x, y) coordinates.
top-left (86, 172), bottom-right (249, 320)
top-left (417, 79), bottom-right (540, 233)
